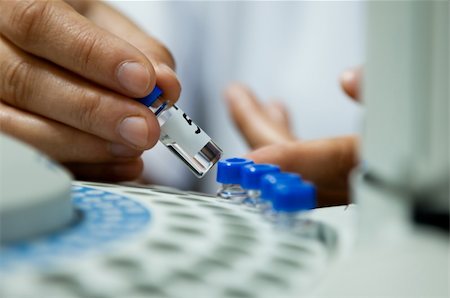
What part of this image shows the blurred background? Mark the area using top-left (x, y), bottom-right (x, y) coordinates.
top-left (108, 1), bottom-right (366, 193)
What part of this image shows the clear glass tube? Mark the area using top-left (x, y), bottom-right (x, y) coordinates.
top-left (216, 183), bottom-right (248, 204)
top-left (257, 199), bottom-right (272, 213)
top-left (244, 189), bottom-right (261, 207)
top-left (272, 212), bottom-right (315, 236)
top-left (273, 212), bottom-right (299, 229)
top-left (148, 98), bottom-right (222, 178)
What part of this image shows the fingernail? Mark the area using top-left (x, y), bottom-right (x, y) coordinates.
top-left (157, 63), bottom-right (177, 77)
top-left (340, 69), bottom-right (356, 84)
top-left (118, 117), bottom-right (149, 148)
top-left (117, 62), bottom-right (150, 95)
top-left (109, 143), bottom-right (142, 157)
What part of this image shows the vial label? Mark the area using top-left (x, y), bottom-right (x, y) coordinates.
top-left (160, 105), bottom-right (211, 157)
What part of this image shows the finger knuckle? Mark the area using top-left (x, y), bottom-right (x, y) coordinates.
top-left (73, 28), bottom-right (100, 73)
top-left (8, 0), bottom-right (52, 45)
top-left (75, 90), bottom-right (103, 132)
top-left (1, 58), bottom-right (34, 108)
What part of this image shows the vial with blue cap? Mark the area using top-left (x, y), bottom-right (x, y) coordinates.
top-left (216, 158), bottom-right (254, 203)
top-left (241, 164), bottom-right (280, 206)
top-left (137, 86), bottom-right (222, 178)
top-left (270, 180), bottom-right (316, 228)
top-left (260, 172), bottom-right (302, 213)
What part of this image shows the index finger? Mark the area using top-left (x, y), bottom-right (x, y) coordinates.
top-left (0, 0), bottom-right (155, 97)
top-left (84, 1), bottom-right (181, 104)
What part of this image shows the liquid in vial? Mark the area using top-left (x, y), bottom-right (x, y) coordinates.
top-left (137, 86), bottom-right (222, 178)
top-left (216, 158), bottom-right (254, 203)
top-left (270, 180), bottom-right (316, 229)
top-left (241, 164), bottom-right (280, 207)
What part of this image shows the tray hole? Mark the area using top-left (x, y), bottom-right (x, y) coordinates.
top-left (223, 288), bottom-right (255, 298)
top-left (224, 233), bottom-right (258, 245)
top-left (169, 211), bottom-right (203, 222)
top-left (278, 242), bottom-right (310, 254)
top-left (134, 284), bottom-right (167, 296)
top-left (253, 272), bottom-right (289, 289)
top-left (147, 241), bottom-right (182, 254)
top-left (214, 245), bottom-right (250, 260)
top-left (169, 225), bottom-right (205, 237)
top-left (196, 257), bottom-right (232, 273)
top-left (152, 199), bottom-right (185, 207)
top-left (271, 256), bottom-right (304, 270)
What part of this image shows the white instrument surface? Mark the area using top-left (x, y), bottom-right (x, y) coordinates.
top-left (0, 181), bottom-right (355, 298)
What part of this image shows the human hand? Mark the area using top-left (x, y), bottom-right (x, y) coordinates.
top-left (340, 66), bottom-right (362, 101)
top-left (246, 137), bottom-right (358, 207)
top-left (224, 67), bottom-right (362, 206)
top-left (224, 83), bottom-right (296, 149)
top-left (0, 0), bottom-right (181, 181)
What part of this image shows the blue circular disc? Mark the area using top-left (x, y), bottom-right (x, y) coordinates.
top-left (0, 185), bottom-right (151, 268)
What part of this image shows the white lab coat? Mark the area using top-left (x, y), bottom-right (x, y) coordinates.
top-left (109, 1), bottom-right (365, 192)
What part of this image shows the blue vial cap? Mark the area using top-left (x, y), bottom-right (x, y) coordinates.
top-left (271, 181), bottom-right (316, 212)
top-left (260, 172), bottom-right (302, 202)
top-left (216, 158), bottom-right (254, 184)
top-left (241, 164), bottom-right (280, 190)
top-left (137, 86), bottom-right (163, 107)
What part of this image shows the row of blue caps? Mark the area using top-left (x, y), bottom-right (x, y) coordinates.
top-left (216, 158), bottom-right (316, 212)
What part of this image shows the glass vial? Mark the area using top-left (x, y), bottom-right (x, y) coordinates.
top-left (216, 158), bottom-right (254, 203)
top-left (270, 181), bottom-right (316, 229)
top-left (138, 86), bottom-right (222, 178)
top-left (260, 173), bottom-right (303, 212)
top-left (241, 164), bottom-right (281, 207)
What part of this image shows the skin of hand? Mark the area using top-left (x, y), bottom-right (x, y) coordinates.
top-left (224, 67), bottom-right (362, 207)
top-left (340, 66), bottom-right (362, 101)
top-left (224, 84), bottom-right (297, 149)
top-left (0, 0), bottom-right (181, 181)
